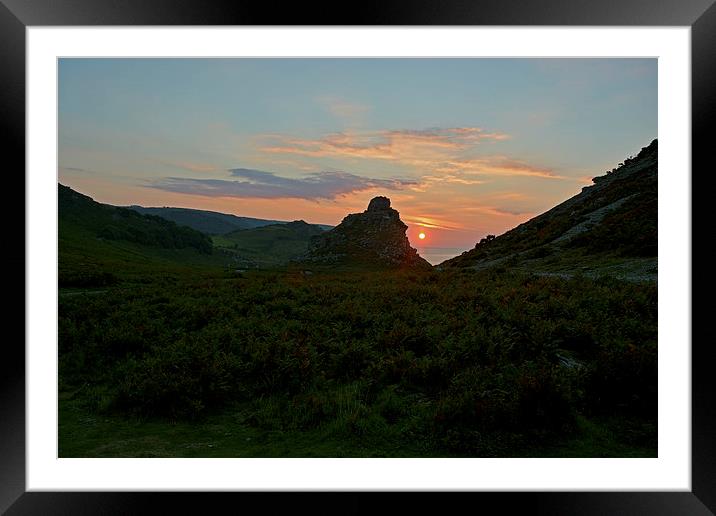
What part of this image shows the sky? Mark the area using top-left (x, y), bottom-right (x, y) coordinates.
top-left (58, 58), bottom-right (657, 250)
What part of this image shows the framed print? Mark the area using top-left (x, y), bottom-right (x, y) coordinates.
top-left (2, 0), bottom-right (712, 514)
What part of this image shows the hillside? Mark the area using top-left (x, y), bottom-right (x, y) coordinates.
top-left (213, 220), bottom-right (328, 267)
top-left (60, 185), bottom-right (213, 253)
top-left (128, 206), bottom-right (285, 235)
top-left (128, 206), bottom-right (333, 235)
top-left (440, 139), bottom-right (657, 280)
top-left (59, 184), bottom-right (227, 286)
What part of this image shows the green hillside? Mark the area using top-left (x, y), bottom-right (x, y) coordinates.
top-left (441, 139), bottom-right (657, 280)
top-left (59, 184), bottom-right (229, 286)
top-left (128, 205), bottom-right (285, 235)
top-left (213, 220), bottom-right (327, 267)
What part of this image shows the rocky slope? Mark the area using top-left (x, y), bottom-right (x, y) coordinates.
top-left (301, 196), bottom-right (431, 268)
top-left (440, 139), bottom-right (658, 280)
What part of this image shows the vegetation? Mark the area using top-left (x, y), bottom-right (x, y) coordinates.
top-left (59, 267), bottom-right (657, 457)
top-left (60, 184), bottom-right (213, 254)
top-left (128, 205), bottom-right (286, 235)
top-left (443, 139), bottom-right (657, 271)
top-left (58, 158), bottom-right (657, 457)
top-left (59, 184), bottom-right (230, 287)
top-left (213, 220), bottom-right (327, 267)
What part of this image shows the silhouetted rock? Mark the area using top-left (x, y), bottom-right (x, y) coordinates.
top-left (367, 196), bottom-right (391, 212)
top-left (301, 196), bottom-right (431, 268)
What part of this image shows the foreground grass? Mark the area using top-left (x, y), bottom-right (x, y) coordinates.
top-left (59, 394), bottom-right (425, 458)
top-left (59, 268), bottom-right (657, 457)
top-left (59, 393), bottom-right (655, 458)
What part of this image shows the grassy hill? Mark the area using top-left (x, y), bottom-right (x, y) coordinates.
top-left (441, 139), bottom-right (657, 280)
top-left (59, 184), bottom-right (230, 286)
top-left (128, 205), bottom-right (286, 235)
top-left (128, 205), bottom-right (333, 235)
top-left (213, 220), bottom-right (327, 267)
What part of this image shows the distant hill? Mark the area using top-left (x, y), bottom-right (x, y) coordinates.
top-left (440, 139), bottom-right (657, 280)
top-left (59, 184), bottom-right (225, 286)
top-left (213, 220), bottom-right (327, 267)
top-left (128, 206), bottom-right (282, 235)
top-left (128, 205), bottom-right (332, 235)
top-left (301, 196), bottom-right (432, 269)
top-left (60, 184), bottom-right (213, 253)
top-left (59, 184), bottom-right (338, 281)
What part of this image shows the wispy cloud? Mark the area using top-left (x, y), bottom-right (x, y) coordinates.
top-left (149, 167), bottom-right (417, 200)
top-left (470, 206), bottom-right (534, 217)
top-left (415, 174), bottom-right (487, 191)
top-left (256, 127), bottom-right (564, 183)
top-left (402, 216), bottom-right (466, 231)
top-left (59, 166), bottom-right (92, 174)
top-left (433, 157), bottom-right (563, 179)
top-left (259, 127), bottom-right (509, 164)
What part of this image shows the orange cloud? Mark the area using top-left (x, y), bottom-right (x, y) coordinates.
top-left (434, 157), bottom-right (563, 179)
top-left (402, 216), bottom-right (466, 231)
top-left (259, 127), bottom-right (509, 164)
top-left (460, 205), bottom-right (535, 217)
top-left (256, 128), bottom-right (567, 185)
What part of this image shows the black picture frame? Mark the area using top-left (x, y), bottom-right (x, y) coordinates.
top-left (2, 1), bottom-right (711, 514)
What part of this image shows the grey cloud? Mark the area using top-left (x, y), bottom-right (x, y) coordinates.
top-left (150, 168), bottom-right (417, 200)
top-left (491, 207), bottom-right (533, 216)
top-left (60, 166), bottom-right (91, 173)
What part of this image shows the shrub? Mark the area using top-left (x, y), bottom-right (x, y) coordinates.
top-left (59, 267), bottom-right (657, 455)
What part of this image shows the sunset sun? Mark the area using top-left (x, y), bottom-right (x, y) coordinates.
top-left (418, 232), bottom-right (426, 240)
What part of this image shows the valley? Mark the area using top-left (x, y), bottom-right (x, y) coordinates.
top-left (58, 141), bottom-right (658, 458)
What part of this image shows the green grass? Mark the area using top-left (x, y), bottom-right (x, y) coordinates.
top-left (58, 183), bottom-right (231, 286)
top-left (212, 221), bottom-right (325, 267)
top-left (59, 267), bottom-right (657, 458)
top-left (59, 387), bottom-right (429, 458)
top-left (59, 222), bottom-right (232, 285)
top-left (519, 416), bottom-right (656, 458)
top-left (59, 390), bottom-right (655, 458)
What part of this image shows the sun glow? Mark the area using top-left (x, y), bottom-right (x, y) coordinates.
top-left (418, 232), bottom-right (426, 240)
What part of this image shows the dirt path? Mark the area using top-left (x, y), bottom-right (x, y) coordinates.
top-left (532, 269), bottom-right (656, 283)
top-left (59, 289), bottom-right (108, 297)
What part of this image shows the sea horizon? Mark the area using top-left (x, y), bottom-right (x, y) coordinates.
top-left (415, 246), bottom-right (470, 265)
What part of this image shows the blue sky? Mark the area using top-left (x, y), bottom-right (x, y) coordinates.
top-left (58, 58), bottom-right (657, 248)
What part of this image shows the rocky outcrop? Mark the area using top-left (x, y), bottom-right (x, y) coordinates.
top-left (441, 139), bottom-right (658, 271)
top-left (301, 196), bottom-right (431, 268)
